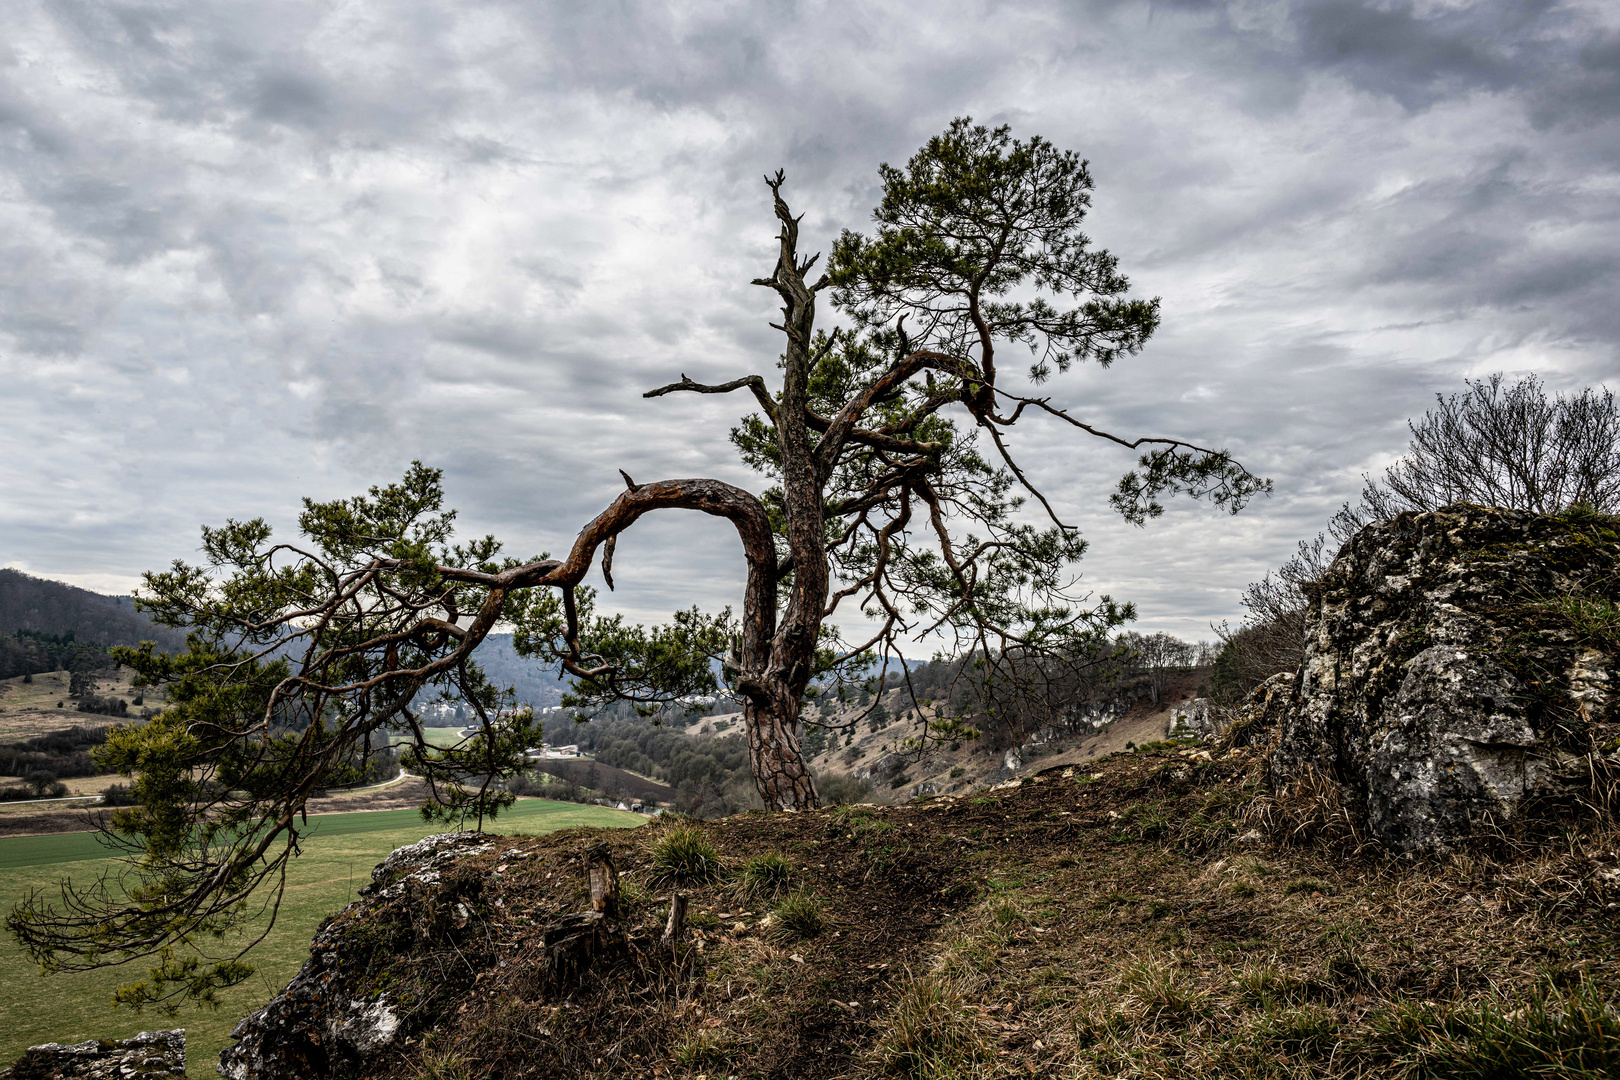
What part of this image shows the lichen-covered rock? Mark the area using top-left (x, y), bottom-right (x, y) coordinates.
top-left (1272, 504), bottom-right (1620, 853)
top-left (2, 1029), bottom-right (184, 1080)
top-left (1219, 673), bottom-right (1299, 750)
top-left (218, 832), bottom-right (493, 1080)
top-left (1166, 697), bottom-right (1220, 741)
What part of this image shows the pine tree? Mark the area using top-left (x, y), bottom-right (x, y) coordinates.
top-left (7, 120), bottom-right (1265, 1008)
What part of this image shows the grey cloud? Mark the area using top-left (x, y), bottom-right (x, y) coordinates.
top-left (1293, 0), bottom-right (1523, 107)
top-left (251, 67), bottom-right (333, 130)
top-left (1, 0), bottom-right (1617, 642)
top-left (1286, 0), bottom-right (1620, 129)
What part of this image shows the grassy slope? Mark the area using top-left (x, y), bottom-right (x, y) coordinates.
top-left (349, 743), bottom-right (1620, 1080)
top-left (0, 799), bottom-right (642, 1076)
top-left (0, 669), bottom-right (169, 742)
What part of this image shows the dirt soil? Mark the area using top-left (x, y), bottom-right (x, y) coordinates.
top-left (301, 741), bottom-right (1620, 1080)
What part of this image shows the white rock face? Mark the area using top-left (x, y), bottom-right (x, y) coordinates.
top-left (1268, 505), bottom-right (1620, 853)
top-left (328, 995), bottom-right (402, 1056)
top-left (1166, 698), bottom-right (1219, 741)
top-left (5, 1029), bottom-right (185, 1079)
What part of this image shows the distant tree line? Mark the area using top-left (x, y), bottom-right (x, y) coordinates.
top-left (0, 774), bottom-right (70, 800)
top-left (0, 630), bottom-right (116, 681)
top-left (557, 713), bottom-right (754, 816)
top-left (0, 725), bottom-right (109, 780)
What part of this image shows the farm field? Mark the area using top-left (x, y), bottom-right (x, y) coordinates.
top-left (387, 725), bottom-right (471, 749)
top-left (0, 798), bottom-right (643, 1076)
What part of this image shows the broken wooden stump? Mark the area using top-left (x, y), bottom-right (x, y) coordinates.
top-left (662, 892), bottom-right (687, 945)
top-left (584, 842), bottom-right (620, 917)
top-left (541, 912), bottom-right (613, 986)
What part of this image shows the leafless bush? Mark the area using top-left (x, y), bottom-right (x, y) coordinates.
top-left (1224, 374), bottom-right (1620, 694)
top-left (1362, 372), bottom-right (1620, 518)
top-left (1115, 632), bottom-right (1216, 706)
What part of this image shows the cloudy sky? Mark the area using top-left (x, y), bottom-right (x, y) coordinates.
top-left (2, 0), bottom-right (1617, 644)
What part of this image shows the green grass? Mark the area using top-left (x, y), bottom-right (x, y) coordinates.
top-left (739, 851), bottom-right (793, 899)
top-left (767, 890), bottom-right (828, 942)
top-left (0, 799), bottom-right (641, 1076)
top-left (386, 726), bottom-right (471, 749)
top-left (646, 823), bottom-right (724, 886)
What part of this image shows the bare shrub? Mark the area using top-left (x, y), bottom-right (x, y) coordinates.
top-left (1224, 374), bottom-right (1620, 697)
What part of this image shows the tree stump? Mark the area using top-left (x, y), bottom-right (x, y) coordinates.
top-left (662, 892), bottom-right (687, 945)
top-left (584, 843), bottom-right (619, 917)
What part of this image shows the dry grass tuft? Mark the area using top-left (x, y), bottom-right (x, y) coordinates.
top-left (871, 974), bottom-right (995, 1080)
top-left (1371, 978), bottom-right (1620, 1079)
top-left (645, 822), bottom-right (724, 886)
top-left (1116, 952), bottom-right (1209, 1026)
top-left (739, 850), bottom-right (793, 899)
top-left (1246, 763), bottom-right (1368, 849)
top-left (767, 889), bottom-right (828, 942)
top-left (672, 1028), bottom-right (734, 1069)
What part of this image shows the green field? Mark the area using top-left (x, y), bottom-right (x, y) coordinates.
top-left (386, 726), bottom-right (471, 749)
top-left (0, 800), bottom-right (642, 1076)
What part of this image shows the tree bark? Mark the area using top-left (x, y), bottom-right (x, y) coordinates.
top-left (747, 179), bottom-right (828, 811)
top-left (745, 692), bottom-right (818, 810)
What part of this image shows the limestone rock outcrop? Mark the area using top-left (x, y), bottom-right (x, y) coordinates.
top-left (218, 832), bottom-right (494, 1080)
top-left (1, 1029), bottom-right (184, 1080)
top-left (1269, 505), bottom-right (1620, 853)
top-left (1166, 697), bottom-right (1219, 741)
top-left (1221, 673), bottom-right (1298, 750)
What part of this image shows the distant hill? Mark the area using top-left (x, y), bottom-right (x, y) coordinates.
top-left (470, 634), bottom-right (567, 708)
top-left (0, 573), bottom-right (570, 709)
top-left (0, 573), bottom-right (566, 706)
top-left (0, 569), bottom-right (186, 653)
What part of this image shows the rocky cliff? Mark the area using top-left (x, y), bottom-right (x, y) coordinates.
top-left (1263, 504), bottom-right (1620, 853)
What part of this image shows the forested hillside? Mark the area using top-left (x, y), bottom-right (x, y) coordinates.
top-left (0, 570), bottom-right (184, 653)
top-left (0, 630), bottom-right (115, 681)
top-left (469, 633), bottom-right (567, 708)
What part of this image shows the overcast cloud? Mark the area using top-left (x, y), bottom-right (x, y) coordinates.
top-left (2, 0), bottom-right (1617, 645)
